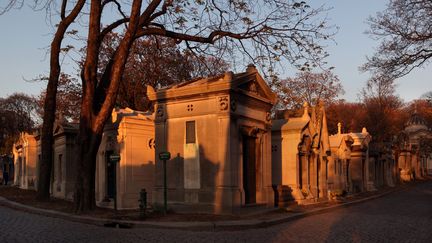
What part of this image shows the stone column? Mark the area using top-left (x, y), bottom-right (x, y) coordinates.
top-left (399, 151), bottom-right (411, 181)
top-left (366, 154), bottom-right (377, 191)
top-left (349, 151), bottom-right (364, 193)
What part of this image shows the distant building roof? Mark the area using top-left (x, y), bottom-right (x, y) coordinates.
top-left (405, 111), bottom-right (429, 133)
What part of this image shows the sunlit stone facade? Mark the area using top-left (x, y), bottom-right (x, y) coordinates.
top-left (328, 123), bottom-right (354, 195)
top-left (148, 66), bottom-right (277, 214)
top-left (50, 121), bottom-right (78, 200)
top-left (395, 112), bottom-right (432, 181)
top-left (13, 132), bottom-right (38, 190)
top-left (347, 128), bottom-right (372, 192)
top-left (271, 101), bottom-right (331, 205)
top-left (96, 108), bottom-right (155, 210)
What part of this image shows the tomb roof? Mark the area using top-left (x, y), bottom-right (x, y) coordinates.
top-left (147, 65), bottom-right (277, 104)
top-left (111, 107), bottom-right (154, 123)
top-left (272, 117), bottom-right (309, 131)
top-left (405, 111), bottom-right (429, 133)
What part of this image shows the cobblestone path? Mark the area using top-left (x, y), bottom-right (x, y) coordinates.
top-left (1, 181), bottom-right (432, 243)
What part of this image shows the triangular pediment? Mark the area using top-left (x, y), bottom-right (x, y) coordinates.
top-left (233, 69), bottom-right (277, 104)
top-left (53, 120), bottom-right (66, 136)
top-left (238, 79), bottom-right (267, 97)
top-left (147, 66), bottom-right (277, 104)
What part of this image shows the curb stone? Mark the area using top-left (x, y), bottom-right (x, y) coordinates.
top-left (0, 185), bottom-right (411, 231)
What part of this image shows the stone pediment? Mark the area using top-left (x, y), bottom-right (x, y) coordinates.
top-left (147, 65), bottom-right (277, 105)
top-left (53, 120), bottom-right (79, 136)
top-left (330, 134), bottom-right (354, 149)
top-left (53, 122), bottom-right (64, 135)
top-left (272, 117), bottom-right (309, 132)
top-left (232, 65), bottom-right (277, 104)
top-left (349, 128), bottom-right (372, 150)
top-left (110, 107), bottom-right (154, 125)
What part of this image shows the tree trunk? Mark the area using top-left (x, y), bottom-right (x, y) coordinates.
top-left (36, 0), bottom-right (86, 201)
top-left (74, 126), bottom-right (102, 212)
top-left (72, 0), bottom-right (142, 212)
top-left (36, 81), bottom-right (57, 200)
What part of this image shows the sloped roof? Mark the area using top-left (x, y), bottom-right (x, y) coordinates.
top-left (111, 107), bottom-right (154, 124)
top-left (349, 129), bottom-right (372, 147)
top-left (329, 133), bottom-right (354, 149)
top-left (147, 65), bottom-right (277, 104)
top-left (53, 120), bottom-right (79, 137)
top-left (329, 134), bottom-right (343, 148)
top-left (272, 117), bottom-right (309, 131)
top-left (406, 112), bottom-right (427, 127)
top-left (405, 111), bottom-right (429, 133)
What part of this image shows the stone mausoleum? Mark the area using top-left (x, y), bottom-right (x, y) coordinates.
top-left (328, 123), bottom-right (354, 195)
top-left (96, 108), bottom-right (155, 210)
top-left (48, 121), bottom-right (79, 200)
top-left (13, 132), bottom-right (38, 190)
top-left (147, 65), bottom-right (277, 214)
top-left (396, 111), bottom-right (432, 181)
top-left (271, 101), bottom-right (331, 205)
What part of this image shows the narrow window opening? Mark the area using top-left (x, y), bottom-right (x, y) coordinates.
top-left (186, 121), bottom-right (196, 144)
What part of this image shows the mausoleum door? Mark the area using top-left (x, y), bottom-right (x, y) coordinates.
top-left (106, 151), bottom-right (116, 199)
top-left (18, 157), bottom-right (22, 184)
top-left (243, 136), bottom-right (257, 204)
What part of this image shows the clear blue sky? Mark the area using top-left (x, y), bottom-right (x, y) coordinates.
top-left (0, 1), bottom-right (430, 102)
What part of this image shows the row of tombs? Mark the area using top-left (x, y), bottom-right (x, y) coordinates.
top-left (12, 66), bottom-right (432, 214)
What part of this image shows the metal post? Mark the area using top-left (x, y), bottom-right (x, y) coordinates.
top-left (114, 161), bottom-right (117, 211)
top-left (158, 151), bottom-right (170, 215)
top-left (163, 159), bottom-right (167, 214)
top-left (109, 154), bottom-right (120, 212)
top-left (139, 189), bottom-right (147, 219)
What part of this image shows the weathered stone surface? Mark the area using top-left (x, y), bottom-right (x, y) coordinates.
top-left (396, 112), bottom-right (432, 181)
top-left (12, 133), bottom-right (38, 190)
top-left (272, 102), bottom-right (331, 205)
top-left (96, 108), bottom-right (155, 210)
top-left (148, 66), bottom-right (277, 214)
top-left (328, 126), bottom-right (353, 195)
top-left (51, 121), bottom-right (78, 200)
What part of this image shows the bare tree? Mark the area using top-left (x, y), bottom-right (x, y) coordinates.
top-left (1, 1), bottom-right (86, 200)
top-left (0, 93), bottom-right (39, 154)
top-left (361, 0), bottom-right (432, 79)
top-left (274, 70), bottom-right (344, 109)
top-left (97, 34), bottom-right (229, 111)
top-left (326, 100), bottom-right (366, 135)
top-left (37, 73), bottom-right (82, 122)
top-left (361, 76), bottom-right (396, 104)
top-left (360, 76), bottom-right (404, 143)
top-left (4, 0), bottom-right (335, 212)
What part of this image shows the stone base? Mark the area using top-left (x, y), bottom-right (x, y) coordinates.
top-left (275, 185), bottom-right (305, 207)
top-left (400, 170), bottom-right (412, 182)
top-left (152, 186), bottom-right (273, 214)
top-left (97, 199), bottom-right (114, 209)
top-left (366, 181), bottom-right (377, 191)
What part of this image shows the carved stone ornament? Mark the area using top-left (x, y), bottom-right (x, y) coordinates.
top-left (266, 112), bottom-right (271, 121)
top-left (219, 96), bottom-right (229, 111)
top-left (148, 138), bottom-right (155, 149)
top-left (248, 81), bottom-right (258, 94)
top-left (241, 126), bottom-right (260, 137)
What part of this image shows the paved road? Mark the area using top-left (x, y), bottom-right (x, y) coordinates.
top-left (1, 181), bottom-right (432, 243)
